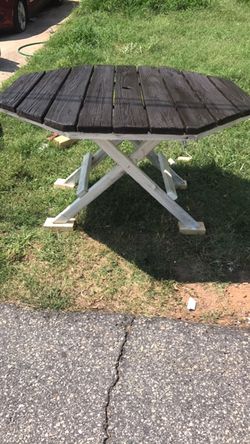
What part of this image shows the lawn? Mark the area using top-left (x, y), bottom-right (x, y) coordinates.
top-left (0, 0), bottom-right (249, 324)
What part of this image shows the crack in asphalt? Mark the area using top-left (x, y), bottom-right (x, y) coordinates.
top-left (103, 317), bottom-right (135, 443)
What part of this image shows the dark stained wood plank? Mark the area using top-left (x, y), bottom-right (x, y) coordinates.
top-left (17, 68), bottom-right (70, 123)
top-left (208, 76), bottom-right (250, 116)
top-left (0, 72), bottom-right (44, 112)
top-left (182, 71), bottom-right (241, 124)
top-left (77, 65), bottom-right (114, 132)
top-left (113, 66), bottom-right (148, 133)
top-left (44, 65), bottom-right (93, 131)
top-left (160, 67), bottom-right (215, 134)
top-left (139, 66), bottom-right (184, 134)
top-left (1, 64), bottom-right (249, 136)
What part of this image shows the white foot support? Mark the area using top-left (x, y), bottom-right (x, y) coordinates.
top-left (53, 167), bottom-right (81, 189)
top-left (43, 217), bottom-right (75, 231)
top-left (178, 221), bottom-right (206, 235)
top-left (54, 178), bottom-right (76, 190)
top-left (173, 175), bottom-right (187, 190)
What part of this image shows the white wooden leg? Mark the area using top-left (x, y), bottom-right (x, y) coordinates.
top-left (77, 152), bottom-right (92, 198)
top-left (53, 149), bottom-right (105, 190)
top-left (47, 139), bottom-right (205, 234)
top-left (51, 141), bottom-right (159, 224)
top-left (158, 153), bottom-right (178, 201)
top-left (95, 140), bottom-right (202, 231)
top-left (147, 151), bottom-right (187, 190)
top-left (53, 141), bottom-right (121, 190)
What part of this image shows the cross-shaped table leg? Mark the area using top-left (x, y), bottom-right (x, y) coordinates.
top-left (94, 140), bottom-right (205, 234)
top-left (53, 141), bottom-right (187, 193)
top-left (44, 140), bottom-right (205, 234)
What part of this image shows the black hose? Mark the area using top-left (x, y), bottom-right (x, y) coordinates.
top-left (17, 41), bottom-right (45, 57)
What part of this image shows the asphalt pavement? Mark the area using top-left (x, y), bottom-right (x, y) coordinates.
top-left (0, 304), bottom-right (249, 443)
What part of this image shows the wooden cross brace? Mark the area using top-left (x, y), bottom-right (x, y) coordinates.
top-left (44, 140), bottom-right (205, 235)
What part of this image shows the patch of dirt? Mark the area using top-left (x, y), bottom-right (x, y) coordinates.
top-left (74, 276), bottom-right (250, 327)
top-left (4, 231), bottom-right (249, 327)
top-left (175, 283), bottom-right (250, 326)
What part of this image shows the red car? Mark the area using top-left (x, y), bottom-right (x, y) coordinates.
top-left (0, 0), bottom-right (63, 33)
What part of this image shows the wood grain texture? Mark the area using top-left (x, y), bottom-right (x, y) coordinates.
top-left (78, 65), bottom-right (114, 132)
top-left (17, 68), bottom-right (70, 123)
top-left (160, 67), bottom-right (215, 134)
top-left (113, 66), bottom-right (148, 133)
top-left (0, 72), bottom-right (44, 112)
top-left (1, 64), bottom-right (249, 135)
top-left (139, 66), bottom-right (184, 134)
top-left (208, 76), bottom-right (250, 116)
top-left (44, 65), bottom-right (93, 131)
top-left (183, 71), bottom-right (241, 124)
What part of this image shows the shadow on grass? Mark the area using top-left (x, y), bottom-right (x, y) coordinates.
top-left (79, 163), bottom-right (250, 283)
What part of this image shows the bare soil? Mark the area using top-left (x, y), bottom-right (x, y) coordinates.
top-left (175, 282), bottom-right (250, 327)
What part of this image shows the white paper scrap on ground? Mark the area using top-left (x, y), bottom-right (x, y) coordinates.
top-left (187, 297), bottom-right (197, 311)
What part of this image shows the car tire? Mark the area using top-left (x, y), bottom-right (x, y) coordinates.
top-left (13, 0), bottom-right (28, 33)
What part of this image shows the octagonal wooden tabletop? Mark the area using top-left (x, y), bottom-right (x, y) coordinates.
top-left (0, 65), bottom-right (250, 135)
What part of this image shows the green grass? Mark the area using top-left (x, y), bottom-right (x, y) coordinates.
top-left (84, 0), bottom-right (212, 13)
top-left (0, 0), bottom-right (249, 319)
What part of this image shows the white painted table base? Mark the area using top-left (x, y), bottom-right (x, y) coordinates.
top-left (44, 139), bottom-right (206, 235)
top-left (0, 109), bottom-right (248, 235)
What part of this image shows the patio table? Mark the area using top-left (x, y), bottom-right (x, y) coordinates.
top-left (0, 65), bottom-right (250, 234)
